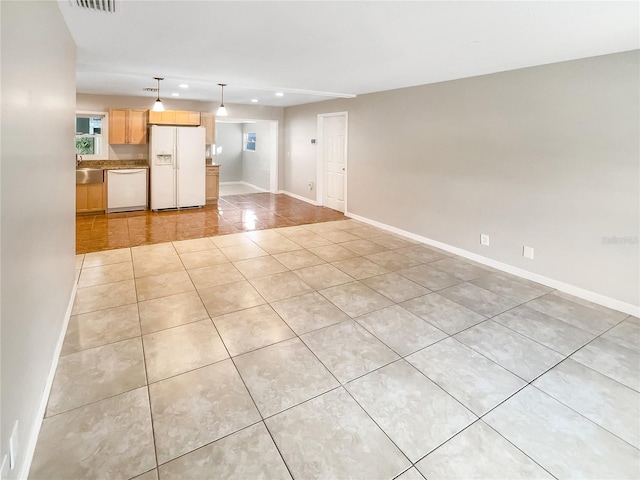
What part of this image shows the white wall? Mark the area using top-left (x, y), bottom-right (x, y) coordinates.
top-left (215, 123), bottom-right (244, 182)
top-left (283, 51), bottom-right (639, 309)
top-left (1, 2), bottom-right (77, 478)
top-left (242, 122), bottom-right (276, 191)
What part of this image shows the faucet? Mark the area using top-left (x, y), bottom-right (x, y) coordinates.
top-left (76, 154), bottom-right (82, 167)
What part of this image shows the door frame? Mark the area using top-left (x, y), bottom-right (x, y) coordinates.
top-left (215, 118), bottom-right (279, 193)
top-left (316, 111), bottom-right (348, 210)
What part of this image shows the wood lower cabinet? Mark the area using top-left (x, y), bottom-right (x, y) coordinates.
top-left (108, 109), bottom-right (147, 144)
top-left (76, 183), bottom-right (106, 213)
top-left (148, 110), bottom-right (201, 126)
top-left (201, 113), bottom-right (215, 144)
top-left (206, 165), bottom-right (219, 204)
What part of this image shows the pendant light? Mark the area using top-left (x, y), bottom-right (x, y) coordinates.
top-left (217, 83), bottom-right (228, 117)
top-left (152, 77), bottom-right (165, 112)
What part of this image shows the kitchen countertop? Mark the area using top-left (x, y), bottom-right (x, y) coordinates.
top-left (78, 160), bottom-right (149, 170)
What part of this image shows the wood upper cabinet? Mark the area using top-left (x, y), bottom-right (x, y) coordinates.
top-left (201, 113), bottom-right (215, 144)
top-left (148, 110), bottom-right (201, 126)
top-left (206, 165), bottom-right (219, 204)
top-left (108, 108), bottom-right (147, 145)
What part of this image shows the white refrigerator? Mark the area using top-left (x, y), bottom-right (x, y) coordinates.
top-left (149, 125), bottom-right (206, 210)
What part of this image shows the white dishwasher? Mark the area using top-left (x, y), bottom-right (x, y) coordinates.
top-left (107, 169), bottom-right (148, 213)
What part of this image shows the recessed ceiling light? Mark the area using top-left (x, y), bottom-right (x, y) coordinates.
top-left (171, 93), bottom-right (180, 97)
top-left (179, 84), bottom-right (189, 89)
top-left (251, 99), bottom-right (259, 103)
top-left (275, 92), bottom-right (284, 97)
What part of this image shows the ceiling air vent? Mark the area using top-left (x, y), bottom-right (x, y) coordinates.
top-left (75, 0), bottom-right (116, 13)
top-left (143, 88), bottom-right (158, 92)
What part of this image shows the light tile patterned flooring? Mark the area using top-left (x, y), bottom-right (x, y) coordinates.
top-left (31, 219), bottom-right (640, 479)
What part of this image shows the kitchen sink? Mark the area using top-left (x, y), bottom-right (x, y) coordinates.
top-left (76, 168), bottom-right (104, 184)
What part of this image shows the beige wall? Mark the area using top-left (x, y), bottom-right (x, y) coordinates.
top-left (283, 51), bottom-right (639, 308)
top-left (1, 1), bottom-right (77, 478)
top-left (76, 94), bottom-right (286, 187)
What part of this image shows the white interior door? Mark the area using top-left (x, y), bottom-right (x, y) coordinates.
top-left (320, 113), bottom-right (347, 212)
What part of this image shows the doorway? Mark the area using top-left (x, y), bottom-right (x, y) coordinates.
top-left (214, 119), bottom-right (278, 196)
top-left (317, 112), bottom-right (348, 212)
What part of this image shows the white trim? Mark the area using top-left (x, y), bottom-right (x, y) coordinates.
top-left (22, 280), bottom-right (78, 480)
top-left (345, 210), bottom-right (640, 317)
top-left (219, 181), bottom-right (243, 185)
top-left (277, 190), bottom-right (318, 206)
top-left (316, 112), bottom-right (348, 211)
top-left (240, 181), bottom-right (269, 193)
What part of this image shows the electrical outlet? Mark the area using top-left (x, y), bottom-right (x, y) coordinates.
top-left (307, 182), bottom-right (314, 191)
top-left (480, 234), bottom-right (490, 246)
top-left (523, 245), bottom-right (534, 260)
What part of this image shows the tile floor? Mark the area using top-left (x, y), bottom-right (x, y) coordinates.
top-left (218, 183), bottom-right (265, 196)
top-left (32, 219), bottom-right (639, 479)
top-left (76, 193), bottom-right (346, 254)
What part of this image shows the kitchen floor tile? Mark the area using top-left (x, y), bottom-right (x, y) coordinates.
top-left (135, 270), bottom-right (194, 301)
top-left (219, 243), bottom-right (269, 262)
top-left (270, 291), bottom-right (351, 335)
top-left (401, 293), bottom-right (486, 335)
top-left (149, 360), bottom-right (261, 465)
top-left (234, 338), bottom-right (339, 417)
top-left (455, 321), bottom-right (564, 382)
top-left (526, 293), bottom-right (625, 335)
top-left (301, 320), bottom-right (399, 383)
top-left (82, 247), bottom-right (131, 267)
top-left (570, 336), bottom-right (640, 391)
top-left (439, 282), bottom-right (521, 317)
top-left (72, 279), bottom-right (137, 315)
top-left (346, 360), bottom-right (476, 462)
top-left (62, 304), bottom-right (140, 355)
top-left (249, 271), bottom-right (314, 302)
top-left (187, 262), bottom-right (244, 290)
top-left (77, 261), bottom-right (134, 287)
top-left (265, 388), bottom-right (410, 479)
top-left (534, 358), bottom-right (640, 448)
top-left (172, 237), bottom-right (216, 254)
top-left (233, 256), bottom-right (289, 279)
top-left (430, 258), bottom-right (492, 281)
top-left (158, 423), bottom-right (291, 480)
top-left (319, 281), bottom-right (394, 317)
top-left (46, 338), bottom-right (146, 416)
top-left (355, 305), bottom-right (447, 356)
top-left (493, 305), bottom-right (595, 355)
top-left (361, 272), bottom-right (431, 302)
top-left (272, 249), bottom-right (326, 269)
top-left (142, 320), bottom-right (228, 383)
top-left (398, 264), bottom-right (462, 290)
top-left (408, 338), bottom-right (526, 415)
top-left (133, 254), bottom-right (184, 278)
top-left (289, 233), bottom-right (334, 248)
top-left (198, 280), bottom-right (266, 318)
top-left (332, 256), bottom-right (390, 280)
top-left (292, 263), bottom-right (354, 290)
top-left (178, 248), bottom-right (229, 269)
top-left (416, 421), bottom-right (552, 480)
top-left (210, 232), bottom-right (255, 248)
top-left (484, 386), bottom-right (640, 479)
top-left (470, 272), bottom-right (551, 303)
top-left (365, 250), bottom-right (422, 271)
top-left (138, 291), bottom-right (209, 334)
top-left (213, 304), bottom-right (295, 356)
top-left (253, 236), bottom-right (303, 254)
top-left (30, 388), bottom-right (155, 480)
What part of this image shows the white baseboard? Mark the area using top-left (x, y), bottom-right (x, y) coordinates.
top-left (277, 190), bottom-right (318, 206)
top-left (21, 279), bottom-right (78, 480)
top-left (219, 181), bottom-right (242, 186)
top-left (345, 211), bottom-right (639, 317)
top-left (240, 181), bottom-right (269, 193)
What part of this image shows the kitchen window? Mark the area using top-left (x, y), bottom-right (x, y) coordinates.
top-left (76, 112), bottom-right (108, 159)
top-left (244, 132), bottom-right (256, 152)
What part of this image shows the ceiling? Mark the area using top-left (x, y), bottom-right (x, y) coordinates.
top-left (59, 1), bottom-right (639, 108)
